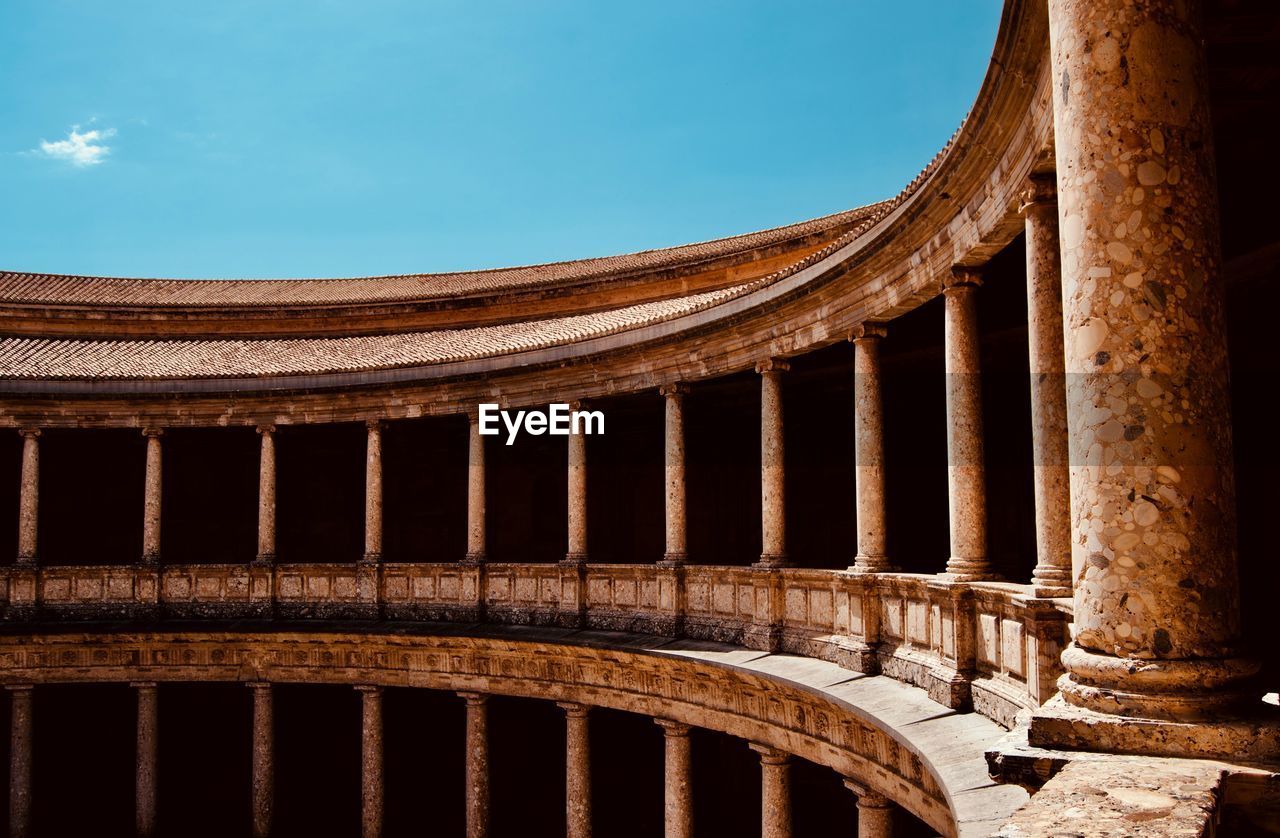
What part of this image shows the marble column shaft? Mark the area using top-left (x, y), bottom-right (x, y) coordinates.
top-left (656, 720), bottom-right (692, 838)
top-left (9, 686), bottom-right (32, 838)
top-left (1022, 177), bottom-right (1073, 597)
top-left (359, 686), bottom-right (383, 838)
top-left (942, 271), bottom-right (990, 579)
top-left (135, 683), bottom-right (158, 838)
top-left (1048, 0), bottom-right (1256, 718)
top-left (363, 422), bottom-right (383, 564)
top-left (460, 693), bottom-right (489, 838)
top-left (757, 360), bottom-right (789, 567)
top-left (661, 385), bottom-right (688, 564)
top-left (142, 429), bottom-right (163, 563)
top-left (251, 683), bottom-right (273, 838)
top-left (565, 404), bottom-right (588, 563)
top-left (16, 430), bottom-right (39, 565)
top-left (256, 426), bottom-right (277, 565)
top-left (750, 744), bottom-right (791, 838)
top-left (850, 326), bottom-right (891, 572)
top-left (560, 702), bottom-right (591, 838)
top-left (466, 413), bottom-right (487, 562)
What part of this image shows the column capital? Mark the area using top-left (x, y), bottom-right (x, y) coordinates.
top-left (1019, 173), bottom-right (1057, 215)
top-left (129, 681), bottom-right (159, 690)
top-left (655, 718), bottom-right (691, 736)
top-left (557, 701), bottom-right (591, 719)
top-left (566, 399), bottom-right (585, 412)
top-left (842, 778), bottom-right (891, 808)
top-left (5, 684), bottom-right (33, 693)
top-left (659, 382), bottom-right (689, 397)
top-left (256, 423), bottom-right (276, 435)
top-left (141, 426), bottom-right (165, 438)
top-left (457, 691), bottom-right (489, 706)
top-left (748, 743), bottom-right (791, 765)
top-left (17, 427), bottom-right (40, 439)
top-left (755, 358), bottom-right (790, 375)
top-left (942, 266), bottom-right (984, 292)
top-left (355, 684), bottom-right (382, 695)
top-left (848, 323), bottom-right (888, 342)
top-left (246, 681), bottom-right (273, 691)
top-left (365, 418), bottom-right (384, 431)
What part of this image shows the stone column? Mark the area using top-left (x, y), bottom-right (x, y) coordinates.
top-left (941, 270), bottom-right (990, 580)
top-left (255, 425), bottom-right (277, 566)
top-left (16, 430), bottom-right (39, 565)
top-left (1048, 0), bottom-right (1258, 718)
top-left (135, 682), bottom-right (158, 838)
top-left (8, 686), bottom-right (32, 838)
top-left (843, 781), bottom-right (894, 838)
top-left (559, 702), bottom-right (591, 838)
top-left (749, 744), bottom-right (791, 838)
top-left (661, 385), bottom-right (688, 565)
top-left (142, 428), bottom-right (164, 564)
top-left (465, 411), bottom-right (487, 563)
top-left (459, 692), bottom-right (489, 838)
top-left (250, 683), bottom-right (273, 838)
top-left (1021, 176), bottom-right (1073, 598)
top-left (656, 720), bottom-right (692, 838)
top-left (756, 360), bottom-right (789, 567)
top-left (358, 685), bottom-right (383, 838)
top-left (849, 325), bottom-right (892, 572)
top-left (363, 421), bottom-right (383, 565)
top-left (565, 403), bottom-right (588, 564)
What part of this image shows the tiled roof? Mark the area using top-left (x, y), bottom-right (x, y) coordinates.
top-left (0, 283), bottom-right (757, 380)
top-left (0, 204), bottom-right (886, 309)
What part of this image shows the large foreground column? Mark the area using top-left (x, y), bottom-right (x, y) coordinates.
top-left (363, 421), bottom-right (383, 565)
top-left (250, 683), bottom-right (274, 838)
top-left (749, 744), bottom-right (791, 838)
top-left (256, 426), bottom-right (277, 566)
top-left (358, 686), bottom-right (383, 838)
top-left (142, 428), bottom-right (164, 564)
top-left (459, 692), bottom-right (489, 838)
top-left (565, 403), bottom-right (589, 564)
top-left (16, 430), bottom-right (39, 566)
top-left (560, 702), bottom-right (591, 838)
top-left (941, 270), bottom-right (990, 580)
top-left (661, 385), bottom-right (688, 565)
top-left (849, 325), bottom-right (892, 572)
top-left (656, 720), bottom-right (692, 838)
top-left (1021, 177), bottom-right (1073, 597)
top-left (756, 360), bottom-right (789, 567)
top-left (135, 683), bottom-right (158, 838)
top-left (9, 686), bottom-right (32, 838)
top-left (465, 412), bottom-right (487, 563)
top-left (1049, 0), bottom-right (1257, 717)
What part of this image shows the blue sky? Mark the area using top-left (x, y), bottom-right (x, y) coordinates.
top-left (0, 1), bottom-right (1001, 279)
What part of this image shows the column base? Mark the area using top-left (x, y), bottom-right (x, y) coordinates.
top-left (939, 559), bottom-right (998, 583)
top-left (251, 554), bottom-right (275, 568)
top-left (847, 554), bottom-right (896, 574)
top-left (560, 553), bottom-right (589, 566)
top-left (657, 552), bottom-right (687, 567)
top-left (1030, 565), bottom-right (1071, 599)
top-left (360, 552), bottom-right (382, 565)
top-left (461, 552), bottom-right (487, 564)
top-left (752, 554), bottom-right (790, 569)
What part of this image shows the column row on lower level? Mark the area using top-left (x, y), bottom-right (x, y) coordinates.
top-left (5, 683), bottom-right (898, 838)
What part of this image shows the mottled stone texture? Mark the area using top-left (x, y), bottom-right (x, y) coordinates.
top-left (142, 429), bottom-right (163, 564)
top-left (751, 743), bottom-right (792, 838)
top-left (942, 271), bottom-right (990, 580)
top-left (850, 325), bottom-right (891, 573)
top-left (135, 683), bottom-right (158, 838)
top-left (465, 412), bottom-right (486, 562)
top-left (756, 360), bottom-right (789, 567)
top-left (363, 421), bottom-right (383, 564)
top-left (250, 683), bottom-right (273, 838)
top-left (16, 430), bottom-right (38, 565)
top-left (460, 692), bottom-right (489, 838)
top-left (856, 792), bottom-right (894, 838)
top-left (8, 686), bottom-right (32, 838)
top-left (358, 685), bottom-right (383, 838)
top-left (255, 426), bottom-right (276, 565)
top-left (1049, 0), bottom-right (1256, 718)
top-left (657, 720), bottom-right (692, 838)
top-left (1021, 178), bottom-right (1073, 598)
top-left (560, 702), bottom-right (592, 838)
top-left (565, 403), bottom-right (588, 564)
top-left (661, 385), bottom-right (688, 565)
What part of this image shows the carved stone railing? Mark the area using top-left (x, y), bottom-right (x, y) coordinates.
top-left (0, 562), bottom-right (1071, 729)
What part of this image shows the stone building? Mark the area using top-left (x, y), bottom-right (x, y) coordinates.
top-left (2, 0), bottom-right (1279, 835)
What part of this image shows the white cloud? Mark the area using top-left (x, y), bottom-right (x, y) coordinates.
top-left (36, 125), bottom-right (116, 167)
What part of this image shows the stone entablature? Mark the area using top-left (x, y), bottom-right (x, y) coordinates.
top-left (0, 562), bottom-right (1069, 730)
top-left (0, 626), bottom-right (1027, 836)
